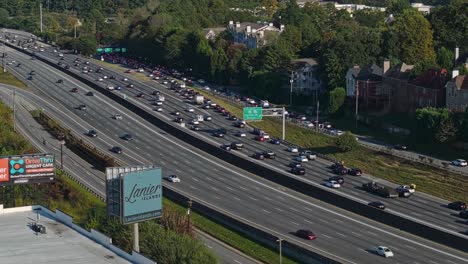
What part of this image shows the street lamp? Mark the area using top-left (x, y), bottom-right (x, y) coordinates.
top-left (277, 238), bottom-right (284, 264)
top-left (2, 29), bottom-right (6, 73)
top-left (186, 199), bottom-right (192, 233)
top-left (57, 133), bottom-right (65, 169)
top-left (289, 71), bottom-right (294, 106)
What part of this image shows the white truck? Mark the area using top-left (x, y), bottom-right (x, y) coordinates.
top-left (194, 95), bottom-right (204, 105)
top-left (157, 95), bottom-right (165, 102)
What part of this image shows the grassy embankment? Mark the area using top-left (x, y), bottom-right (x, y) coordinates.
top-left (195, 89), bottom-right (468, 203)
top-left (0, 66), bottom-right (27, 88)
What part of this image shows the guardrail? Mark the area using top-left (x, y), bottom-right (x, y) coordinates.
top-left (8, 41), bottom-right (468, 253)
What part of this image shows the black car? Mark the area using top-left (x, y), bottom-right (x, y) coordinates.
top-left (127, 84), bottom-right (134, 88)
top-left (86, 92), bottom-right (94, 96)
top-left (65, 65), bottom-right (70, 69)
top-left (212, 131), bottom-right (224, 138)
top-left (121, 134), bottom-right (133, 141)
top-left (329, 176), bottom-right (344, 185)
top-left (296, 229), bottom-right (317, 240)
top-left (459, 210), bottom-right (468, 219)
top-left (30, 70), bottom-right (36, 75)
top-left (395, 144), bottom-right (408, 150)
top-left (190, 125), bottom-right (200, 131)
top-left (228, 115), bottom-right (238, 121)
top-left (262, 151), bottom-right (276, 159)
top-left (230, 142), bottom-right (244, 150)
top-left (86, 129), bottom-right (97, 137)
top-left (368, 201), bottom-right (385, 210)
top-left (110, 75), bottom-right (116, 79)
top-left (289, 162), bottom-right (302, 168)
top-left (448, 201), bottom-right (467, 211)
top-left (57, 79), bottom-right (63, 83)
top-left (270, 138), bottom-right (281, 145)
top-left (174, 117), bottom-right (184, 123)
top-left (136, 93), bottom-right (145, 98)
top-left (27, 75), bottom-right (33, 80)
top-left (70, 88), bottom-right (78, 93)
top-left (234, 121), bottom-right (245, 128)
top-left (253, 152), bottom-right (265, 160)
top-left (291, 167), bottom-right (305, 175)
top-left (221, 144), bottom-right (231, 151)
top-left (333, 166), bottom-right (348, 175)
top-left (111, 146), bottom-right (122, 154)
top-left (348, 168), bottom-right (362, 176)
top-left (78, 104), bottom-right (87, 110)
top-left (152, 91), bottom-right (160, 95)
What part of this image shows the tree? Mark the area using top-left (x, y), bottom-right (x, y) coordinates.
top-left (262, 0), bottom-right (278, 19)
top-left (322, 50), bottom-right (345, 88)
top-left (435, 118), bottom-right (457, 143)
top-left (415, 107), bottom-right (453, 143)
top-left (436, 47), bottom-right (454, 70)
top-left (75, 36), bottom-right (97, 56)
top-left (336, 132), bottom-right (358, 152)
top-left (0, 8), bottom-right (9, 26)
top-left (457, 108), bottom-right (468, 142)
top-left (386, 0), bottom-right (411, 15)
top-left (328, 87), bottom-right (346, 115)
top-left (391, 9), bottom-right (436, 64)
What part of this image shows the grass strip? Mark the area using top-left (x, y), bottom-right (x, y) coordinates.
top-left (92, 59), bottom-right (150, 82)
top-left (193, 87), bottom-right (468, 203)
top-left (0, 66), bottom-right (27, 88)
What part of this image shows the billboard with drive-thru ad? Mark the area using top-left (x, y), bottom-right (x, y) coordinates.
top-left (0, 154), bottom-right (55, 186)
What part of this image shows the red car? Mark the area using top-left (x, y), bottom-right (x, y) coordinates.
top-left (296, 229), bottom-right (317, 240)
top-left (125, 69), bottom-right (132, 73)
top-left (70, 87), bottom-right (78, 93)
top-left (255, 135), bottom-right (265, 142)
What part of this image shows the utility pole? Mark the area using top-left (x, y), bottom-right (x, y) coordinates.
top-left (355, 81), bottom-right (359, 128)
top-left (12, 90), bottom-right (16, 132)
top-left (289, 71), bottom-right (294, 106)
top-left (40, 3), bottom-right (43, 33)
top-left (282, 107), bottom-right (285, 140)
top-left (187, 199), bottom-right (192, 233)
top-left (2, 30), bottom-right (6, 73)
top-left (277, 238), bottom-right (283, 264)
top-left (316, 100), bottom-right (319, 130)
top-left (74, 25), bottom-right (77, 39)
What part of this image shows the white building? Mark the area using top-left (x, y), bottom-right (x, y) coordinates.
top-left (411, 3), bottom-right (434, 14)
top-left (227, 21), bottom-right (284, 50)
top-left (290, 58), bottom-right (322, 95)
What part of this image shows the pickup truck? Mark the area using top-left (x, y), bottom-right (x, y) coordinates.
top-left (362, 182), bottom-right (398, 198)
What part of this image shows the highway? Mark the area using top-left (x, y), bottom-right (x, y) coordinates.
top-left (0, 84), bottom-right (258, 264)
top-left (2, 42), bottom-right (468, 264)
top-left (17, 38), bottom-right (468, 238)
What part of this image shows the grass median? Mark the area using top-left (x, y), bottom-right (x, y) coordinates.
top-left (92, 59), bottom-right (151, 82)
top-left (0, 66), bottom-right (27, 88)
top-left (194, 88), bottom-right (468, 203)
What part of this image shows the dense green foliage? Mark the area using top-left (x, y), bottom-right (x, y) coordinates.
top-left (328, 87), bottom-right (346, 115)
top-left (415, 107), bottom-right (459, 143)
top-left (335, 132), bottom-right (359, 151)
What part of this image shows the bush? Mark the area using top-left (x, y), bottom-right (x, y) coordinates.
top-left (335, 132), bottom-right (358, 152)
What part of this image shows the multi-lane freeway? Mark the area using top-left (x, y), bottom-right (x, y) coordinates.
top-left (19, 37), bottom-right (468, 239)
top-left (1, 33), bottom-right (468, 263)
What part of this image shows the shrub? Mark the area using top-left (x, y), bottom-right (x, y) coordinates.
top-left (335, 132), bottom-right (358, 152)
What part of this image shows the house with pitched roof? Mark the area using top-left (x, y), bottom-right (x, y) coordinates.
top-left (446, 73), bottom-right (468, 112)
top-left (227, 21), bottom-right (284, 49)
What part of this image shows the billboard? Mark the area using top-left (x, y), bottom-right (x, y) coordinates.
top-left (122, 169), bottom-right (162, 224)
top-left (106, 165), bottom-right (162, 224)
top-left (0, 154), bottom-right (55, 186)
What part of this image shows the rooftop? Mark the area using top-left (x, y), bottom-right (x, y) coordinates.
top-left (0, 205), bottom-right (130, 264)
top-left (453, 75), bottom-right (468, 90)
top-left (409, 68), bottom-right (449, 90)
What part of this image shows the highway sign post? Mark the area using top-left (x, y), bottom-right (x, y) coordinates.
top-left (243, 107), bottom-right (263, 121)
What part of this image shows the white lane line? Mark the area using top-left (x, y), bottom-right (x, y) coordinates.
top-left (192, 178), bottom-right (199, 182)
top-left (336, 232), bottom-right (346, 237)
top-left (366, 231), bottom-right (377, 236)
top-left (233, 197), bottom-right (241, 201)
top-left (248, 196), bottom-right (258, 201)
top-left (351, 231), bottom-right (362, 237)
top-left (214, 196), bottom-right (221, 200)
top-left (211, 187), bottom-right (219, 191)
top-left (304, 219), bottom-right (315, 225)
top-left (321, 234), bottom-right (332, 239)
top-left (262, 209), bottom-right (270, 214)
top-left (189, 185), bottom-right (197, 190)
top-left (291, 221), bottom-right (300, 226)
top-left (334, 219), bottom-right (344, 224)
top-left (225, 186), bottom-right (234, 191)
top-left (411, 212), bottom-right (422, 217)
top-left (175, 169), bottom-right (181, 173)
top-left (264, 196), bottom-right (272, 201)
top-left (234, 260), bottom-right (242, 264)
top-left (205, 177), bottom-right (213, 181)
top-left (405, 245), bottom-right (416, 250)
top-left (275, 207), bottom-right (283, 212)
top-left (239, 186), bottom-right (247, 191)
top-left (446, 224), bottom-right (458, 229)
top-left (289, 207), bottom-right (299, 212)
top-left (429, 261), bottom-right (439, 264)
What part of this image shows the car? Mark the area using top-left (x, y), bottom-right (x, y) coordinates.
top-left (27, 76), bottom-right (33, 80)
top-left (253, 152), bottom-right (265, 160)
top-left (86, 92), bottom-right (94, 96)
top-left (127, 84), bottom-right (134, 88)
top-left (291, 167), bottom-right (305, 175)
top-left (86, 129), bottom-right (98, 137)
top-left (97, 77), bottom-right (103, 82)
top-left (122, 78), bottom-right (128, 81)
top-left (174, 117), bottom-right (184, 123)
top-left (270, 138), bottom-right (281, 145)
top-left (186, 107), bottom-right (194, 112)
top-left (299, 150), bottom-right (316, 160)
top-left (190, 120), bottom-right (199, 125)
top-left (347, 168), bottom-right (362, 176)
top-left (103, 75), bottom-right (108, 79)
top-left (235, 121), bottom-right (246, 128)
top-left (136, 93), bottom-right (145, 98)
top-left (167, 175), bottom-right (181, 183)
top-left (204, 115), bottom-right (212, 121)
top-left (253, 128), bottom-right (264, 135)
top-left (114, 114), bottom-right (123, 120)
top-left (289, 162), bottom-right (302, 168)
top-left (368, 201), bottom-right (386, 210)
top-left (155, 101), bottom-right (163, 106)
top-left (255, 135), bottom-right (265, 142)
top-left (111, 146), bottom-right (122, 154)
top-left (115, 86), bottom-right (122, 90)
top-left (459, 210), bottom-right (468, 219)
top-left (82, 70), bottom-right (88, 74)
top-left (121, 134), bottom-right (133, 141)
top-left (295, 156), bottom-right (309, 162)
top-left (448, 201), bottom-right (467, 211)
top-left (84, 61), bottom-right (90, 65)
top-left (70, 88), bottom-right (78, 93)
top-left (29, 70), bottom-right (36, 75)
top-left (221, 144), bottom-right (231, 151)
top-left (235, 131), bottom-right (246, 137)
top-left (107, 85), bottom-right (114, 90)
top-left (163, 81), bottom-right (168, 84)
top-left (452, 159), bottom-right (467, 167)
top-left (325, 180), bottom-right (341, 188)
top-left (228, 115), bottom-right (238, 121)
top-left (191, 125), bottom-right (200, 131)
top-left (110, 75), bottom-right (116, 79)
top-left (57, 79), bottom-right (63, 84)
top-left (65, 65), bottom-right (70, 69)
top-left (230, 142), bottom-right (244, 150)
top-left (155, 107), bottom-right (163, 112)
top-left (329, 176), bottom-right (344, 185)
top-left (125, 70), bottom-right (132, 73)
top-left (261, 133), bottom-right (270, 139)
top-left (152, 90), bottom-right (160, 95)
top-left (375, 246), bottom-right (394, 258)
top-left (78, 104), bottom-right (87, 110)
top-left (396, 185), bottom-right (416, 193)
top-left (287, 146), bottom-right (299, 153)
top-left (213, 131), bottom-right (224, 138)
top-left (296, 229), bottom-right (317, 240)
top-left (395, 144), bottom-right (407, 150)
top-left (262, 151), bottom-right (276, 159)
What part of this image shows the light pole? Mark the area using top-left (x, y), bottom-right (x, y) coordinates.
top-left (58, 133), bottom-right (65, 169)
top-left (355, 81), bottom-right (359, 128)
top-left (289, 71), bottom-right (294, 106)
top-left (2, 29), bottom-right (6, 73)
top-left (187, 199), bottom-right (192, 233)
top-left (277, 238), bottom-right (283, 264)
top-left (12, 89), bottom-right (15, 132)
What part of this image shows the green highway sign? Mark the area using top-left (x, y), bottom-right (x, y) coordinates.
top-left (243, 107), bottom-right (263, 121)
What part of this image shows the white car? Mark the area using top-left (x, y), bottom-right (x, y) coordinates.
top-left (397, 185), bottom-right (415, 193)
top-left (39, 48), bottom-right (44, 52)
top-left (155, 101), bottom-right (163, 106)
top-left (163, 81), bottom-right (168, 84)
top-left (122, 78), bottom-right (128, 81)
top-left (114, 114), bottom-right (123, 120)
top-left (186, 107), bottom-right (194, 112)
top-left (97, 78), bottom-right (103, 82)
top-left (325, 180), bottom-right (341, 188)
top-left (288, 146), bottom-right (299, 153)
top-left (190, 120), bottom-right (200, 125)
top-left (375, 246), bottom-right (394, 258)
top-left (103, 75), bottom-right (108, 79)
top-left (451, 159), bottom-right (467, 167)
top-left (155, 107), bottom-right (163, 112)
top-left (154, 76), bottom-right (160, 80)
top-left (148, 74), bottom-right (154, 77)
top-left (236, 131), bottom-right (246, 137)
top-left (107, 85), bottom-right (114, 90)
top-left (137, 68), bottom-right (144, 73)
top-left (204, 116), bottom-right (212, 121)
top-left (82, 70), bottom-right (88, 74)
top-left (261, 133), bottom-right (270, 139)
top-left (58, 53), bottom-right (63, 57)
top-left (167, 175), bottom-right (180, 183)
top-left (295, 156), bottom-right (309, 162)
